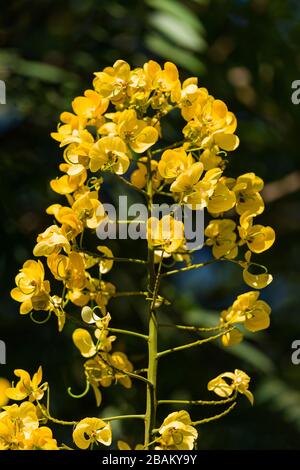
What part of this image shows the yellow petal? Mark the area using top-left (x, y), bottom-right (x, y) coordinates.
top-left (214, 133), bottom-right (239, 151)
top-left (72, 329), bottom-right (96, 358)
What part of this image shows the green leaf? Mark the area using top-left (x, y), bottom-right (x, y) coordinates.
top-left (146, 0), bottom-right (205, 33)
top-left (0, 51), bottom-right (75, 83)
top-left (148, 12), bottom-right (206, 52)
top-left (257, 378), bottom-right (300, 431)
top-left (145, 33), bottom-right (204, 74)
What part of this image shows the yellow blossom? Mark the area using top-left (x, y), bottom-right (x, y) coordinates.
top-left (208, 369), bottom-right (254, 405)
top-left (73, 417), bottom-right (112, 449)
top-left (47, 252), bottom-right (86, 291)
top-left (72, 90), bottom-right (109, 121)
top-left (158, 148), bottom-right (193, 180)
top-left (89, 136), bottom-right (131, 174)
top-left (183, 96), bottom-right (239, 152)
top-left (242, 251), bottom-right (273, 289)
top-left (147, 215), bottom-right (185, 254)
top-left (207, 178), bottom-right (236, 214)
top-left (0, 401), bottom-right (39, 450)
top-left (238, 212), bottom-right (275, 253)
top-left (171, 163), bottom-right (222, 208)
top-left (0, 379), bottom-right (10, 408)
top-left (220, 291), bottom-right (271, 346)
top-left (97, 246), bottom-right (114, 273)
top-left (72, 190), bottom-right (106, 229)
top-left (33, 225), bottom-right (70, 257)
top-left (24, 427), bottom-right (58, 450)
top-left (100, 109), bottom-right (158, 154)
top-left (11, 260), bottom-right (50, 314)
top-left (50, 163), bottom-right (87, 195)
top-left (93, 59), bottom-right (131, 103)
top-left (205, 219), bottom-right (238, 259)
top-left (6, 367), bottom-right (46, 402)
top-left (131, 158), bottom-right (162, 189)
top-left (156, 410), bottom-right (198, 450)
top-left (46, 204), bottom-right (83, 239)
top-left (233, 173), bottom-right (264, 216)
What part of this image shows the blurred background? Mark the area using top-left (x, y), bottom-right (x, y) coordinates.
top-left (1, 0), bottom-right (300, 450)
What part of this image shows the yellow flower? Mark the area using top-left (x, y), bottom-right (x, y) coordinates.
top-left (50, 109), bottom-right (89, 146)
top-left (97, 246), bottom-right (114, 274)
top-left (243, 265), bottom-right (273, 289)
top-left (24, 426), bottom-right (58, 450)
top-left (0, 379), bottom-right (10, 408)
top-left (147, 215), bottom-right (185, 254)
top-left (233, 173), bottom-right (264, 216)
top-left (183, 96), bottom-right (239, 152)
top-left (199, 146), bottom-right (223, 171)
top-left (72, 190), bottom-right (106, 229)
top-left (89, 136), bottom-right (130, 174)
top-left (33, 225), bottom-right (70, 257)
top-left (52, 125), bottom-right (94, 149)
top-left (205, 219), bottom-right (238, 259)
top-left (93, 59), bottom-right (131, 103)
top-left (73, 417), bottom-right (112, 449)
top-left (109, 351), bottom-right (133, 389)
top-left (131, 158), bottom-right (162, 190)
top-left (84, 350), bottom-right (133, 405)
top-left (156, 410), bottom-right (198, 450)
top-left (0, 402), bottom-right (39, 450)
top-left (242, 251), bottom-right (273, 289)
top-left (238, 212), bottom-right (275, 253)
top-left (220, 291), bottom-right (271, 343)
top-left (46, 204), bottom-right (83, 240)
top-left (50, 163), bottom-right (87, 195)
top-left (102, 109), bottom-right (158, 154)
top-left (6, 367), bottom-right (46, 402)
top-left (153, 61), bottom-right (180, 98)
top-left (170, 163), bottom-right (222, 208)
top-left (47, 252), bottom-right (86, 291)
top-left (207, 178), bottom-right (236, 214)
top-left (72, 90), bottom-right (109, 121)
top-left (179, 77), bottom-right (202, 121)
top-left (158, 148), bottom-right (193, 180)
top-left (208, 369), bottom-right (254, 405)
top-left (11, 260), bottom-right (50, 314)
top-left (221, 328), bottom-right (243, 347)
top-left (73, 325), bottom-right (115, 358)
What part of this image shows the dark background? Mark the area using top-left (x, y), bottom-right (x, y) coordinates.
top-left (0, 0), bottom-right (300, 449)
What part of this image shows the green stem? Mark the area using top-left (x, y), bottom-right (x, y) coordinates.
top-left (157, 328), bottom-right (234, 358)
top-left (144, 150), bottom-right (158, 448)
top-left (151, 140), bottom-right (184, 155)
top-left (76, 248), bottom-right (147, 264)
top-left (192, 402), bottom-right (237, 426)
top-left (67, 381), bottom-right (90, 399)
top-left (159, 323), bottom-right (225, 332)
top-left (114, 174), bottom-right (148, 196)
top-left (157, 396), bottom-right (236, 406)
top-left (112, 291), bottom-right (148, 298)
top-left (162, 259), bottom-right (219, 277)
top-left (102, 414), bottom-right (145, 422)
top-left (108, 327), bottom-right (148, 341)
top-left (37, 401), bottom-right (77, 426)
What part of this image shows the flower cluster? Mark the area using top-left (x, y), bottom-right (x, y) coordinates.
top-left (0, 368), bottom-right (58, 450)
top-left (73, 308), bottom-right (133, 406)
top-left (8, 60), bottom-right (275, 450)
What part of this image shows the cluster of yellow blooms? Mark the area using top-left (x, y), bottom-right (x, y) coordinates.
top-left (6, 60), bottom-right (275, 450)
top-left (0, 365), bottom-right (253, 450)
